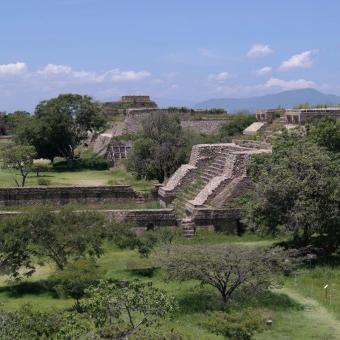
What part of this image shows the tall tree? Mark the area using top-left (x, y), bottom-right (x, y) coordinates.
top-left (243, 136), bottom-right (340, 248)
top-left (17, 94), bottom-right (105, 163)
top-left (127, 112), bottom-right (187, 181)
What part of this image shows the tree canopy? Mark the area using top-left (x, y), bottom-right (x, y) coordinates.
top-left (0, 207), bottom-right (108, 278)
top-left (16, 94), bottom-right (105, 162)
top-left (242, 130), bottom-right (340, 249)
top-left (127, 111), bottom-right (188, 181)
top-left (162, 244), bottom-right (296, 303)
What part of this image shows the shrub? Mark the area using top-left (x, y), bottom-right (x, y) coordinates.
top-left (199, 309), bottom-right (267, 340)
top-left (32, 158), bottom-right (52, 176)
top-left (37, 177), bottom-right (51, 186)
top-left (49, 258), bottom-right (106, 302)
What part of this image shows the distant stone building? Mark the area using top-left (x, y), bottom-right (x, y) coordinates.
top-left (121, 96), bottom-right (157, 108)
top-left (284, 108), bottom-right (340, 124)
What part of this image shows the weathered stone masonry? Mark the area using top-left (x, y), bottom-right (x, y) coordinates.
top-left (0, 186), bottom-right (138, 206)
top-left (159, 143), bottom-right (270, 237)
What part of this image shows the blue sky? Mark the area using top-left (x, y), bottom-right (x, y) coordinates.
top-left (1, 0), bottom-right (340, 111)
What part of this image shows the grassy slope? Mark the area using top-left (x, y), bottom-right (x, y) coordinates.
top-left (0, 166), bottom-right (156, 191)
top-left (0, 233), bottom-right (339, 339)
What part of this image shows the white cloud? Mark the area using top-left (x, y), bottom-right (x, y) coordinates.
top-left (208, 71), bottom-right (234, 82)
top-left (104, 69), bottom-right (151, 82)
top-left (256, 66), bottom-right (272, 76)
top-left (36, 64), bottom-right (151, 83)
top-left (247, 44), bottom-right (273, 58)
top-left (38, 64), bottom-right (73, 75)
top-left (279, 50), bottom-right (317, 71)
top-left (0, 62), bottom-right (27, 75)
top-left (265, 77), bottom-right (316, 90)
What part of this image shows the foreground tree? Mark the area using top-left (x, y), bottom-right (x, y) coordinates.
top-left (162, 245), bottom-right (296, 303)
top-left (16, 94), bottom-right (105, 164)
top-left (127, 112), bottom-right (187, 181)
top-left (0, 208), bottom-right (108, 278)
top-left (81, 280), bottom-right (175, 338)
top-left (243, 136), bottom-right (340, 248)
top-left (1, 144), bottom-right (37, 187)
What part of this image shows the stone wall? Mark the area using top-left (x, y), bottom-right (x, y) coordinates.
top-left (181, 120), bottom-right (226, 134)
top-left (0, 208), bottom-right (177, 235)
top-left (0, 186), bottom-right (138, 206)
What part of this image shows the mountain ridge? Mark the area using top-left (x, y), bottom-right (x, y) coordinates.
top-left (194, 89), bottom-right (340, 112)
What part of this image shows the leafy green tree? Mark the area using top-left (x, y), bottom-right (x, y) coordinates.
top-left (1, 144), bottom-right (37, 187)
top-left (219, 114), bottom-right (256, 141)
top-left (0, 207), bottom-right (108, 277)
top-left (243, 138), bottom-right (340, 248)
top-left (49, 258), bottom-right (106, 304)
top-left (306, 117), bottom-right (340, 152)
top-left (162, 245), bottom-right (296, 303)
top-left (16, 94), bottom-right (105, 164)
top-left (127, 112), bottom-right (187, 181)
top-left (5, 110), bottom-right (31, 135)
top-left (81, 280), bottom-right (175, 338)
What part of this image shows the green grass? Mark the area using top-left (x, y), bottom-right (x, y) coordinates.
top-left (0, 166), bottom-right (156, 192)
top-left (0, 235), bottom-right (339, 339)
top-left (285, 259), bottom-right (340, 319)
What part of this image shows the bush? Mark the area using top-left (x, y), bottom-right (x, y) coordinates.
top-left (49, 258), bottom-right (106, 302)
top-left (32, 158), bottom-right (52, 176)
top-left (37, 177), bottom-right (51, 186)
top-left (199, 309), bottom-right (267, 340)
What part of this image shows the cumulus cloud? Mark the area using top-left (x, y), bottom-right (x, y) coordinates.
top-left (36, 64), bottom-right (151, 83)
top-left (256, 66), bottom-right (272, 76)
top-left (265, 77), bottom-right (316, 90)
top-left (279, 50), bottom-right (317, 71)
top-left (208, 71), bottom-right (234, 82)
top-left (0, 62), bottom-right (27, 75)
top-left (247, 44), bottom-right (273, 58)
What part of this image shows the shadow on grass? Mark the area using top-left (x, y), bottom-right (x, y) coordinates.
top-left (0, 280), bottom-right (57, 298)
top-left (176, 288), bottom-right (223, 315)
top-left (232, 290), bottom-right (303, 312)
top-left (126, 266), bottom-right (159, 278)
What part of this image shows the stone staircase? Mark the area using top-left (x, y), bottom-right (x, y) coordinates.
top-left (170, 152), bottom-right (233, 236)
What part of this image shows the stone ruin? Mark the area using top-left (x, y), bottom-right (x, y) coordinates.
top-left (87, 97), bottom-right (229, 164)
top-left (158, 143), bottom-right (271, 237)
top-left (244, 107), bottom-right (340, 136)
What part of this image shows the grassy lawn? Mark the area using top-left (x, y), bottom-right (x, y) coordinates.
top-left (0, 166), bottom-right (157, 192)
top-left (1, 232), bottom-right (339, 339)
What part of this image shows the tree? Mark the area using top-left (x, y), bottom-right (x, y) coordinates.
top-left (219, 114), bottom-right (256, 141)
top-left (243, 137), bottom-right (340, 248)
top-left (5, 110), bottom-right (31, 135)
top-left (80, 280), bottom-right (175, 338)
top-left (32, 158), bottom-right (52, 176)
top-left (0, 207), bottom-right (108, 277)
top-left (16, 94), bottom-right (105, 164)
top-left (162, 245), bottom-right (297, 303)
top-left (49, 258), bottom-right (106, 304)
top-left (306, 117), bottom-right (340, 153)
top-left (127, 112), bottom-right (187, 181)
top-left (1, 144), bottom-right (37, 187)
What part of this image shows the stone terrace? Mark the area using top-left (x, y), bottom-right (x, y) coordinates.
top-left (158, 143), bottom-right (270, 237)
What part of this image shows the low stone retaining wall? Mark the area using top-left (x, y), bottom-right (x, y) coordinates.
top-left (0, 208), bottom-right (178, 234)
top-left (0, 186), bottom-right (138, 206)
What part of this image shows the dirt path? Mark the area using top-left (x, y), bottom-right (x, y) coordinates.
top-left (280, 287), bottom-right (340, 335)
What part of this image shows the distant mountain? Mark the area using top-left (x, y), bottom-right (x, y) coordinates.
top-left (195, 89), bottom-right (340, 113)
